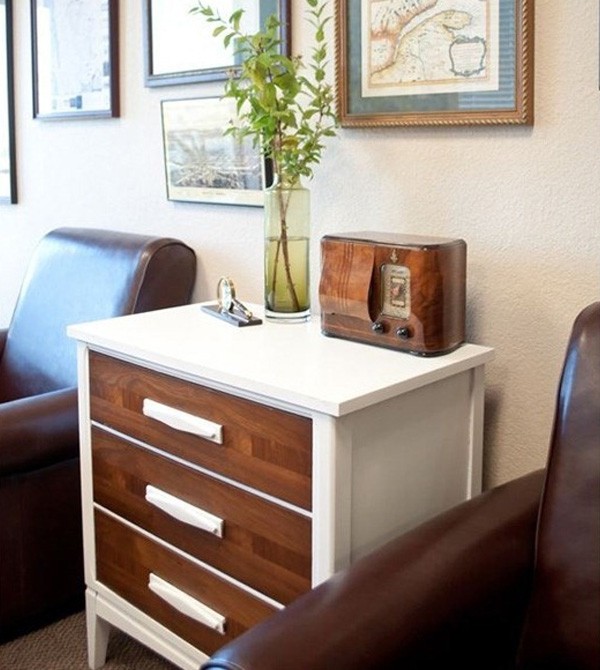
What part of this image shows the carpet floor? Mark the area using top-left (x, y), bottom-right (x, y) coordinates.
top-left (0, 611), bottom-right (180, 669)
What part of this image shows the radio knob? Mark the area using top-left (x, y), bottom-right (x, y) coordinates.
top-left (396, 326), bottom-right (412, 340)
top-left (372, 322), bottom-right (385, 334)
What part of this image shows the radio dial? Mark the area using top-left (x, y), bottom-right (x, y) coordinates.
top-left (396, 326), bottom-right (412, 340)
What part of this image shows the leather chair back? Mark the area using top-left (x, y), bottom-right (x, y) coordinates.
top-left (517, 302), bottom-right (600, 668)
top-left (0, 227), bottom-right (196, 402)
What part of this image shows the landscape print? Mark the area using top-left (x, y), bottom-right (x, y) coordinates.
top-left (161, 96), bottom-right (264, 206)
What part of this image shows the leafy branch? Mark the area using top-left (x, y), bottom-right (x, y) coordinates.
top-left (190, 0), bottom-right (338, 186)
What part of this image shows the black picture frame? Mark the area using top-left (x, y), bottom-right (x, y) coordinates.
top-left (0, 0), bottom-right (16, 203)
top-left (143, 0), bottom-right (290, 87)
top-left (31, 0), bottom-right (119, 120)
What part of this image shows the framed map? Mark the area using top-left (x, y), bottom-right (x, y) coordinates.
top-left (336, 0), bottom-right (534, 126)
top-left (31, 0), bottom-right (119, 119)
top-left (0, 0), bottom-right (16, 203)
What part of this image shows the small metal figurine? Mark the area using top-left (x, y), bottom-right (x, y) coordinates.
top-left (201, 277), bottom-right (262, 327)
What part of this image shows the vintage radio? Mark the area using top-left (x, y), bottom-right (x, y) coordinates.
top-left (319, 232), bottom-right (466, 356)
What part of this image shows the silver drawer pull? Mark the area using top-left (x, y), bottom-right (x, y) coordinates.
top-left (145, 485), bottom-right (224, 538)
top-left (142, 398), bottom-right (223, 444)
top-left (148, 573), bottom-right (226, 634)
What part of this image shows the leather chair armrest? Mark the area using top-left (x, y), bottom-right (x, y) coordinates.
top-left (0, 386), bottom-right (79, 476)
top-left (203, 469), bottom-right (545, 670)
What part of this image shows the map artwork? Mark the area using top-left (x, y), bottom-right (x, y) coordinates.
top-left (362, 0), bottom-right (500, 98)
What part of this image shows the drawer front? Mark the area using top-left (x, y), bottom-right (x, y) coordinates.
top-left (89, 352), bottom-right (312, 510)
top-left (95, 510), bottom-right (277, 656)
top-left (93, 426), bottom-right (311, 604)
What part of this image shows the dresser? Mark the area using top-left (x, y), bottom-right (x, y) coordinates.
top-left (68, 304), bottom-right (493, 669)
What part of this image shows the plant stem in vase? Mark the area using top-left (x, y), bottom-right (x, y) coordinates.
top-left (264, 179), bottom-right (310, 321)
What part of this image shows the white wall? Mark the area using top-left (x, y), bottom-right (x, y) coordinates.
top-left (1, 1), bottom-right (598, 488)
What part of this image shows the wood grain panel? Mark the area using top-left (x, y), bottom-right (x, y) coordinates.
top-left (92, 426), bottom-right (311, 604)
top-left (320, 234), bottom-right (465, 355)
top-left (95, 510), bottom-right (277, 655)
top-left (89, 352), bottom-right (312, 510)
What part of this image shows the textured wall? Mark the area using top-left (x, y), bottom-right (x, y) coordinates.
top-left (1, 1), bottom-right (598, 487)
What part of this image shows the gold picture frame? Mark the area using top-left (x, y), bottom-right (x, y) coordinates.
top-left (336, 0), bottom-right (534, 127)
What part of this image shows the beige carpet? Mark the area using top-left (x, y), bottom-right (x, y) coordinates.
top-left (0, 611), bottom-right (180, 669)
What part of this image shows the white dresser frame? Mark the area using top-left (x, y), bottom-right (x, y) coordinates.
top-left (70, 304), bottom-right (494, 669)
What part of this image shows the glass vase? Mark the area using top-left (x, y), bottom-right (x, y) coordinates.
top-left (264, 180), bottom-right (310, 322)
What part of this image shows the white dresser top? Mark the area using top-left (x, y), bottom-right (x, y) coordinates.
top-left (68, 304), bottom-right (494, 417)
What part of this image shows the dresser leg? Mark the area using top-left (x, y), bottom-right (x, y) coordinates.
top-left (85, 589), bottom-right (111, 669)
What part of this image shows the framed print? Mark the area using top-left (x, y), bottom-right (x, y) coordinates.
top-left (144, 0), bottom-right (290, 87)
top-left (31, 0), bottom-right (119, 119)
top-left (0, 0), bottom-right (16, 203)
top-left (336, 0), bottom-right (534, 127)
top-left (161, 97), bottom-right (265, 206)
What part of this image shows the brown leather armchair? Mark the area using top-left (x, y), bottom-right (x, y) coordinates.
top-left (0, 227), bottom-right (196, 641)
top-left (202, 302), bottom-right (600, 670)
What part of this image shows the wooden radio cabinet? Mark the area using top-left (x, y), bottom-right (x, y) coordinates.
top-left (69, 304), bottom-right (493, 669)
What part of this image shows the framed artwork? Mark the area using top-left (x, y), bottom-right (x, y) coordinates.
top-left (336, 0), bottom-right (534, 127)
top-left (0, 0), bottom-right (16, 203)
top-left (144, 0), bottom-right (290, 87)
top-left (161, 96), bottom-right (266, 206)
top-left (31, 0), bottom-right (119, 119)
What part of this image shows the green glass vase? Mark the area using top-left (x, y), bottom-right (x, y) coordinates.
top-left (263, 179), bottom-right (310, 322)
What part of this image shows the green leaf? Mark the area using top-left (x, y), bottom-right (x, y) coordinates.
top-left (229, 8), bottom-right (243, 31)
top-left (195, 0), bottom-right (338, 185)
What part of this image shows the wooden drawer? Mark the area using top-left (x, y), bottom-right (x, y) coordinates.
top-left (92, 426), bottom-right (311, 604)
top-left (95, 510), bottom-right (277, 656)
top-left (89, 352), bottom-right (312, 510)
